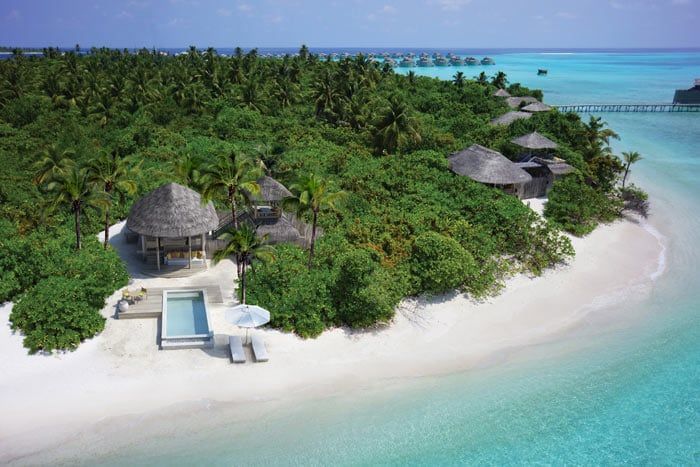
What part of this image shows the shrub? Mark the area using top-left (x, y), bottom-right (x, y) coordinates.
top-left (10, 277), bottom-right (107, 354)
top-left (545, 175), bottom-right (607, 236)
top-left (410, 231), bottom-right (477, 295)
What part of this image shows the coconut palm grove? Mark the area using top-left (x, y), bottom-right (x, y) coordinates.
top-left (0, 45), bottom-right (647, 352)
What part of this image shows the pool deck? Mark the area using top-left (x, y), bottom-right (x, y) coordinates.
top-left (118, 285), bottom-right (224, 319)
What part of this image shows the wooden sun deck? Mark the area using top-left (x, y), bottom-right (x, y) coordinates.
top-left (140, 263), bottom-right (209, 278)
top-left (117, 285), bottom-right (225, 319)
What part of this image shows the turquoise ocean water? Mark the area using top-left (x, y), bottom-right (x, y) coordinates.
top-left (77, 52), bottom-right (700, 465)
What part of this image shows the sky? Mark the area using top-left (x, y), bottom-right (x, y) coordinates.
top-left (0, 0), bottom-right (698, 49)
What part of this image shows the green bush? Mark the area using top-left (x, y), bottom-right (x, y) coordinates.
top-left (410, 231), bottom-right (477, 295)
top-left (10, 277), bottom-right (107, 354)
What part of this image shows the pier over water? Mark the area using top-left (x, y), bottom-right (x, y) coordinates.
top-left (554, 104), bottom-right (700, 113)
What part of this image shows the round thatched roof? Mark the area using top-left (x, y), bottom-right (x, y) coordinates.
top-left (522, 102), bottom-right (553, 112)
top-left (490, 111), bottom-right (533, 126)
top-left (250, 176), bottom-right (293, 202)
top-left (493, 88), bottom-right (511, 98)
top-left (506, 96), bottom-right (539, 109)
top-left (511, 131), bottom-right (558, 149)
top-left (448, 144), bottom-right (532, 185)
top-left (127, 183), bottom-right (219, 238)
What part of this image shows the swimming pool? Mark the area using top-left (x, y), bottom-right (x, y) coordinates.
top-left (161, 290), bottom-right (214, 349)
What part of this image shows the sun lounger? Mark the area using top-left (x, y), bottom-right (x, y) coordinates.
top-left (229, 336), bottom-right (246, 363)
top-left (251, 335), bottom-right (269, 362)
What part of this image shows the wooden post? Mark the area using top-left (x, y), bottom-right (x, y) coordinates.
top-left (202, 233), bottom-right (207, 269)
top-left (141, 235), bottom-right (146, 261)
top-left (156, 236), bottom-right (160, 271)
top-left (188, 236), bottom-right (192, 269)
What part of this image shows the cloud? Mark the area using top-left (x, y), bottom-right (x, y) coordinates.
top-left (367, 4), bottom-right (396, 21)
top-left (127, 0), bottom-right (150, 7)
top-left (266, 14), bottom-right (283, 23)
top-left (237, 3), bottom-right (253, 12)
top-left (115, 10), bottom-right (134, 19)
top-left (429, 0), bottom-right (471, 11)
top-left (217, 8), bottom-right (232, 16)
top-left (556, 11), bottom-right (577, 19)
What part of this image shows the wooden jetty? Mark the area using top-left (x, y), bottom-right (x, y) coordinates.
top-left (554, 103), bottom-right (700, 113)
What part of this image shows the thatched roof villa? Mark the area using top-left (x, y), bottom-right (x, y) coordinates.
top-left (493, 88), bottom-right (511, 98)
top-left (490, 111), bottom-right (533, 126)
top-left (522, 102), bottom-right (553, 113)
top-left (506, 96), bottom-right (539, 109)
top-left (448, 144), bottom-right (532, 199)
top-left (515, 157), bottom-right (575, 198)
top-left (127, 182), bottom-right (219, 272)
top-left (511, 131), bottom-right (558, 150)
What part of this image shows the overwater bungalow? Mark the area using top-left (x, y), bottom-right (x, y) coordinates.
top-left (522, 102), bottom-right (553, 112)
top-left (418, 56), bottom-right (434, 67)
top-left (465, 57), bottom-right (478, 65)
top-left (505, 96), bottom-right (539, 109)
top-left (493, 88), bottom-right (511, 98)
top-left (490, 111), bottom-right (533, 126)
top-left (126, 183), bottom-right (219, 273)
top-left (481, 57), bottom-right (495, 65)
top-left (435, 56), bottom-right (449, 66)
top-left (399, 56), bottom-right (416, 67)
top-left (450, 56), bottom-right (465, 66)
top-left (385, 58), bottom-right (398, 67)
top-left (448, 144), bottom-right (532, 199)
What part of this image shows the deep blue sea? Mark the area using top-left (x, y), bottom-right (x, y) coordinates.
top-left (54, 50), bottom-right (700, 465)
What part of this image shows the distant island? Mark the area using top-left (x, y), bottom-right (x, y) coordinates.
top-left (0, 45), bottom-right (647, 353)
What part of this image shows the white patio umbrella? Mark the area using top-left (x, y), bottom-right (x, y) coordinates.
top-left (225, 304), bottom-right (271, 344)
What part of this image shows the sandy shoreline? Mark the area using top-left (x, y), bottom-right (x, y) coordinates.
top-left (0, 212), bottom-right (665, 463)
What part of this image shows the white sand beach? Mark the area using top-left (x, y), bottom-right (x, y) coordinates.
top-left (0, 212), bottom-right (665, 463)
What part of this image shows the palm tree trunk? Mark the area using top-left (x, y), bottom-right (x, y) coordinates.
top-left (622, 164), bottom-right (630, 189)
top-left (241, 262), bottom-right (247, 304)
top-left (74, 206), bottom-right (82, 250)
top-left (103, 206), bottom-right (110, 249)
top-left (308, 209), bottom-right (318, 269)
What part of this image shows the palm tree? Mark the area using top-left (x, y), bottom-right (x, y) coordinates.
top-left (452, 71), bottom-right (465, 89)
top-left (475, 71), bottom-right (488, 85)
top-left (283, 174), bottom-right (346, 269)
top-left (491, 71), bottom-right (508, 89)
top-left (45, 160), bottom-right (108, 250)
top-left (372, 95), bottom-right (421, 155)
top-left (88, 151), bottom-right (139, 249)
top-left (174, 153), bottom-right (204, 189)
top-left (406, 71), bottom-right (417, 87)
top-left (200, 151), bottom-right (262, 230)
top-left (33, 145), bottom-right (75, 184)
top-left (584, 116), bottom-right (620, 159)
top-left (213, 224), bottom-right (275, 304)
top-left (621, 151), bottom-right (642, 188)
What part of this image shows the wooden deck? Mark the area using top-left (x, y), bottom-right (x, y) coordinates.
top-left (554, 103), bottom-right (700, 113)
top-left (117, 285), bottom-right (225, 319)
top-left (140, 263), bottom-right (209, 278)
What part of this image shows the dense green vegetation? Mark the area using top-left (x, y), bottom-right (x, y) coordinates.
top-left (0, 46), bottom-right (642, 348)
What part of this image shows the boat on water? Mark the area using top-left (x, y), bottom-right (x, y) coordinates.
top-left (538, 69), bottom-right (548, 75)
top-left (399, 56), bottom-right (416, 67)
top-left (481, 57), bottom-right (495, 65)
top-left (465, 56), bottom-right (479, 65)
top-left (673, 79), bottom-right (700, 104)
top-left (435, 56), bottom-right (449, 66)
top-left (418, 56), bottom-right (434, 67)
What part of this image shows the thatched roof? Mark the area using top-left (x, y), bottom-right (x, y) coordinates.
top-left (511, 131), bottom-right (558, 150)
top-left (522, 102), bottom-right (553, 112)
top-left (448, 144), bottom-right (532, 185)
top-left (547, 163), bottom-right (575, 175)
top-left (127, 183), bottom-right (219, 238)
top-left (506, 96), bottom-right (539, 109)
top-left (246, 176), bottom-right (293, 203)
top-left (490, 111), bottom-right (533, 126)
top-left (493, 88), bottom-right (511, 97)
top-left (254, 213), bottom-right (302, 244)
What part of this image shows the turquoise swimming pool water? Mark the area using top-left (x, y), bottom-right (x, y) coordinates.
top-left (164, 291), bottom-right (209, 337)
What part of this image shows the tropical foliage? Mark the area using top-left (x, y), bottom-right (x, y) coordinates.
top-left (0, 46), bottom-right (644, 346)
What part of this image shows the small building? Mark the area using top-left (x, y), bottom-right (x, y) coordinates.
top-left (511, 131), bottom-right (558, 152)
top-left (521, 102), bottom-right (553, 113)
top-left (126, 183), bottom-right (219, 272)
top-left (448, 144), bottom-right (532, 199)
top-left (506, 96), bottom-right (539, 109)
top-left (490, 111), bottom-right (532, 126)
top-left (493, 88), bottom-right (511, 98)
top-left (673, 79), bottom-right (700, 104)
top-left (515, 157), bottom-right (575, 199)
